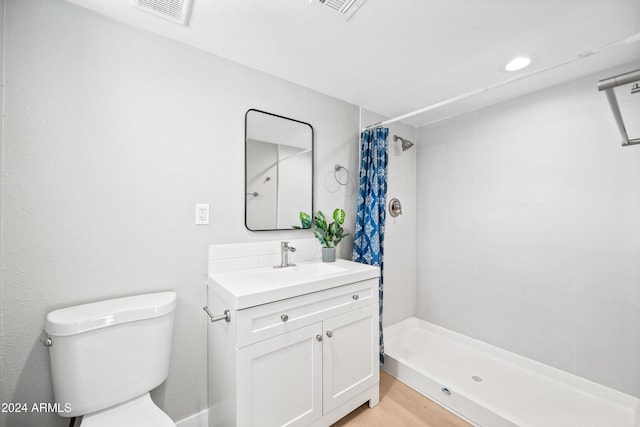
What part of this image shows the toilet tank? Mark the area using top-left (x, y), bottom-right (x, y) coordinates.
top-left (45, 292), bottom-right (177, 417)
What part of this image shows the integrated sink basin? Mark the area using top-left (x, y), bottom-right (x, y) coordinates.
top-left (258, 263), bottom-right (348, 284)
top-left (207, 259), bottom-right (379, 310)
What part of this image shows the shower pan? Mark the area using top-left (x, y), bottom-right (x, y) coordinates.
top-left (384, 318), bottom-right (640, 427)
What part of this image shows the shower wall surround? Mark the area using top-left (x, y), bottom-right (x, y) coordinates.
top-left (416, 62), bottom-right (640, 398)
top-left (1, 0), bottom-right (359, 426)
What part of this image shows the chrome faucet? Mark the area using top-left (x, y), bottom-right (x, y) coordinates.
top-left (274, 241), bottom-right (296, 269)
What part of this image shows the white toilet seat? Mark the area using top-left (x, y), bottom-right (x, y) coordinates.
top-left (79, 393), bottom-right (175, 427)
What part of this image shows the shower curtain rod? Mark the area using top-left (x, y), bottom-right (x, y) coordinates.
top-left (598, 68), bottom-right (640, 146)
top-left (362, 32), bottom-right (640, 131)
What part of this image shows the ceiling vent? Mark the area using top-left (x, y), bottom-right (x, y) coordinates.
top-left (132, 0), bottom-right (194, 26)
top-left (316, 0), bottom-right (368, 21)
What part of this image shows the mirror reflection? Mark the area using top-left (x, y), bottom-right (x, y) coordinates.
top-left (245, 109), bottom-right (313, 231)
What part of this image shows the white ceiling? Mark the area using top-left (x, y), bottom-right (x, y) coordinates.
top-left (65, 0), bottom-right (640, 128)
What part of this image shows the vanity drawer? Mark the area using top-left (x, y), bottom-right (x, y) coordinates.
top-left (236, 278), bottom-right (378, 348)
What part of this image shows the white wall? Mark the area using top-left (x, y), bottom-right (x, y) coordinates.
top-left (416, 62), bottom-right (640, 397)
top-left (0, 1), bottom-right (360, 426)
top-left (0, 1), bottom-right (5, 418)
top-left (360, 110), bottom-right (416, 329)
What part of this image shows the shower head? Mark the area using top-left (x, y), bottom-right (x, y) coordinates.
top-left (393, 135), bottom-right (414, 151)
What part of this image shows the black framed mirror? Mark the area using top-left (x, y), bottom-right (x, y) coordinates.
top-left (245, 109), bottom-right (313, 231)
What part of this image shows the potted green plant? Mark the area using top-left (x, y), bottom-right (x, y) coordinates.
top-left (297, 209), bottom-right (348, 262)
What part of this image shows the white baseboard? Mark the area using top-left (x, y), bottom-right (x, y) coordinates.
top-left (175, 409), bottom-right (208, 427)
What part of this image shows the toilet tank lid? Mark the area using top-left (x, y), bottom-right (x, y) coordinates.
top-left (45, 291), bottom-right (177, 336)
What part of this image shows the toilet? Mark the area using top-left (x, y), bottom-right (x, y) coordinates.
top-left (45, 291), bottom-right (177, 426)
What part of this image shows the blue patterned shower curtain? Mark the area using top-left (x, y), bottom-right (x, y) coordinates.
top-left (352, 127), bottom-right (389, 364)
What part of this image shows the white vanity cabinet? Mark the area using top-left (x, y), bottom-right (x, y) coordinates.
top-left (236, 322), bottom-right (323, 427)
top-left (321, 303), bottom-right (378, 415)
top-left (206, 260), bottom-right (380, 427)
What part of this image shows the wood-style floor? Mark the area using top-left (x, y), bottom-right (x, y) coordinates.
top-left (332, 370), bottom-right (473, 427)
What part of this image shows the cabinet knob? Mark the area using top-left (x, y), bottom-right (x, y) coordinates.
top-left (326, 330), bottom-right (333, 338)
top-left (316, 334), bottom-right (323, 342)
top-left (281, 314), bottom-right (289, 322)
top-left (352, 294), bottom-right (359, 301)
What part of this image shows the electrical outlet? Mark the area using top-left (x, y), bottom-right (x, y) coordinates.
top-left (195, 203), bottom-right (210, 225)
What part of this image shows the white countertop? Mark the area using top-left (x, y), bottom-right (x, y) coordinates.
top-left (207, 259), bottom-right (380, 310)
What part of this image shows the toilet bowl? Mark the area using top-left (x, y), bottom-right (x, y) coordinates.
top-left (45, 292), bottom-right (177, 426)
top-left (80, 393), bottom-right (174, 427)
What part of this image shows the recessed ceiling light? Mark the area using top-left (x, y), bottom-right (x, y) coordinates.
top-left (504, 56), bottom-right (532, 72)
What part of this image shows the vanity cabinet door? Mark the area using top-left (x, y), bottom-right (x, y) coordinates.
top-left (322, 303), bottom-right (379, 414)
top-left (237, 322), bottom-right (323, 427)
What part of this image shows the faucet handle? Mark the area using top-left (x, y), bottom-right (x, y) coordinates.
top-left (281, 241), bottom-right (296, 252)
